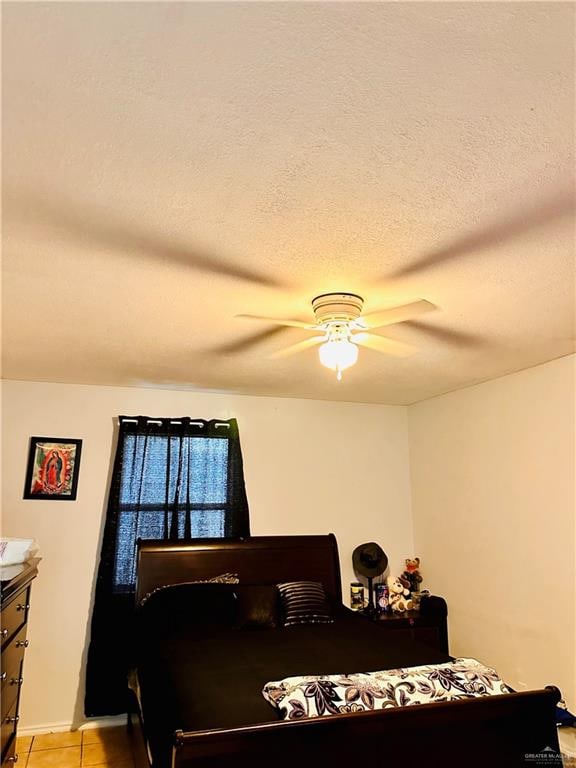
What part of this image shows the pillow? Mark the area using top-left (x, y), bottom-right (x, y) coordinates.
top-left (138, 582), bottom-right (238, 630)
top-left (277, 581), bottom-right (333, 627)
top-left (139, 572), bottom-right (239, 607)
top-left (235, 585), bottom-right (278, 629)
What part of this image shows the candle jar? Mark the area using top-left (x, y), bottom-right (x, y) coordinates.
top-left (375, 583), bottom-right (390, 614)
top-left (350, 582), bottom-right (364, 611)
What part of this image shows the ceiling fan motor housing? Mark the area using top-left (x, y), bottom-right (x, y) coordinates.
top-left (312, 293), bottom-right (364, 326)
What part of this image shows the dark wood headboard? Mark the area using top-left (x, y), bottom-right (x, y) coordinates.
top-left (135, 534), bottom-right (343, 605)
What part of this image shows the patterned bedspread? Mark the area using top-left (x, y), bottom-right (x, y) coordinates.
top-left (262, 658), bottom-right (512, 720)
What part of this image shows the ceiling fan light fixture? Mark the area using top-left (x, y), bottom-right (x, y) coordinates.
top-left (318, 338), bottom-right (358, 381)
top-left (236, 291), bottom-right (428, 379)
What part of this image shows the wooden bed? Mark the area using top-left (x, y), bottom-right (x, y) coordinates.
top-left (127, 534), bottom-right (562, 768)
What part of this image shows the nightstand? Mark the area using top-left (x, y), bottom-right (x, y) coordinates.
top-left (372, 596), bottom-right (449, 654)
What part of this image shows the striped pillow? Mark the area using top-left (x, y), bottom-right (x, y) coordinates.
top-left (277, 581), bottom-right (333, 626)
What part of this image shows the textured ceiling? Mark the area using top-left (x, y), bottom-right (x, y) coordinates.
top-left (3, 2), bottom-right (575, 405)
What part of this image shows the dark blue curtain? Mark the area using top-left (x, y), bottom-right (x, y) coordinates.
top-left (85, 416), bottom-right (249, 716)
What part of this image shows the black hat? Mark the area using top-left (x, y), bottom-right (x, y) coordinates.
top-left (353, 542), bottom-right (388, 578)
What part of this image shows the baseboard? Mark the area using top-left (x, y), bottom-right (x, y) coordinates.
top-left (18, 715), bottom-right (127, 737)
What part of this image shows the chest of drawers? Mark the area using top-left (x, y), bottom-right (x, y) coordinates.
top-left (1, 559), bottom-right (39, 766)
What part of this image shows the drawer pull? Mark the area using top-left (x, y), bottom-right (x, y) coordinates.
top-left (15, 640), bottom-right (29, 648)
top-left (6, 755), bottom-right (19, 763)
top-left (9, 677), bottom-right (23, 686)
top-left (1, 629), bottom-right (8, 638)
top-left (16, 604), bottom-right (30, 612)
top-left (5, 715), bottom-right (19, 724)
top-left (1, 671), bottom-right (6, 681)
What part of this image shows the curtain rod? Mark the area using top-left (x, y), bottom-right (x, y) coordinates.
top-left (119, 417), bottom-right (230, 428)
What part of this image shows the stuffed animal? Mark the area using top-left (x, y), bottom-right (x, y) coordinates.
top-left (402, 557), bottom-right (423, 594)
top-left (386, 576), bottom-right (413, 613)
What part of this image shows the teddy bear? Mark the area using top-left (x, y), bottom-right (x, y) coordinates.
top-left (386, 576), bottom-right (413, 613)
top-left (402, 557), bottom-right (422, 594)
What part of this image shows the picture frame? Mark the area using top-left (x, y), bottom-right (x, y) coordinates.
top-left (23, 437), bottom-right (83, 500)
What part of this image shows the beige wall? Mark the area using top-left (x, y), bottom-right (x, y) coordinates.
top-left (409, 355), bottom-right (576, 709)
top-left (1, 380), bottom-right (413, 730)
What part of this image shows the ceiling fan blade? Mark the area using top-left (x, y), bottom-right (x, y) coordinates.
top-left (270, 336), bottom-right (325, 359)
top-left (361, 300), bottom-right (435, 330)
top-left (236, 314), bottom-right (317, 330)
top-left (389, 186), bottom-right (574, 279)
top-left (401, 320), bottom-right (485, 348)
top-left (353, 332), bottom-right (415, 357)
top-left (209, 326), bottom-right (287, 355)
top-left (11, 192), bottom-right (281, 288)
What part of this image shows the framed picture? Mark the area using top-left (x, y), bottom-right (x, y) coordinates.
top-left (23, 437), bottom-right (83, 500)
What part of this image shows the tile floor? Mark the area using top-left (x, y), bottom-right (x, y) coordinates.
top-left (15, 727), bottom-right (134, 768)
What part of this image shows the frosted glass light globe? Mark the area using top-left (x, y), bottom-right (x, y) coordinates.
top-left (318, 339), bottom-right (358, 380)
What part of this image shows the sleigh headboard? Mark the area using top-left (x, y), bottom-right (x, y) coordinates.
top-left (135, 534), bottom-right (342, 605)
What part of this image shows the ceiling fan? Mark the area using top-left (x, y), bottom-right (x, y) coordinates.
top-left (237, 293), bottom-right (435, 380)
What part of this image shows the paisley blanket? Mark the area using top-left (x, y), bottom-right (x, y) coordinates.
top-left (262, 658), bottom-right (512, 720)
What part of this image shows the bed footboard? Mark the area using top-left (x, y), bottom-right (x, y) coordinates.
top-left (172, 687), bottom-right (562, 768)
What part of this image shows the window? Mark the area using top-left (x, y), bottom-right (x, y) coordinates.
top-left (113, 431), bottom-right (232, 589)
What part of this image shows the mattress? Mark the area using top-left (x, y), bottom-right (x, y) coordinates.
top-left (134, 609), bottom-right (451, 767)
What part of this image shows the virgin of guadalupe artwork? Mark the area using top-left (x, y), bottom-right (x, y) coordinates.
top-left (23, 437), bottom-right (82, 500)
